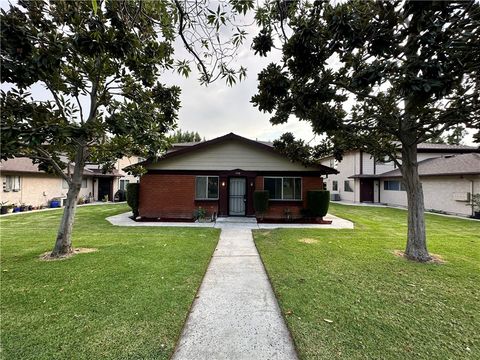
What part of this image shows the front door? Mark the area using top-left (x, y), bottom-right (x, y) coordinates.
top-left (98, 178), bottom-right (112, 201)
top-left (360, 179), bottom-right (374, 202)
top-left (229, 177), bottom-right (246, 216)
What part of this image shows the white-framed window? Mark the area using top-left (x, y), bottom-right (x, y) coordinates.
top-left (4, 176), bottom-right (21, 192)
top-left (383, 180), bottom-right (406, 191)
top-left (62, 178), bottom-right (88, 189)
top-left (344, 180), bottom-right (353, 192)
top-left (120, 179), bottom-right (130, 191)
top-left (332, 180), bottom-right (338, 191)
top-left (264, 177), bottom-right (302, 200)
top-left (195, 176), bottom-right (219, 200)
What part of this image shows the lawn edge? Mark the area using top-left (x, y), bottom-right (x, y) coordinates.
top-left (252, 229), bottom-right (301, 359)
top-left (170, 228), bottom-right (222, 359)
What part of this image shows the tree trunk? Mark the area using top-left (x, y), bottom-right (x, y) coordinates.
top-left (401, 142), bottom-right (431, 262)
top-left (51, 148), bottom-right (86, 257)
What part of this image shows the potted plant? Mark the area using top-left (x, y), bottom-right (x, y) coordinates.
top-left (470, 194), bottom-right (480, 219)
top-left (0, 202), bottom-right (10, 215)
top-left (194, 207), bottom-right (207, 222)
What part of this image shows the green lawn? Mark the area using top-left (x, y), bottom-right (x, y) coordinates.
top-left (0, 204), bottom-right (219, 360)
top-left (254, 204), bottom-right (480, 359)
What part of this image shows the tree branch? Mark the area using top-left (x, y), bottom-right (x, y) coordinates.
top-left (174, 0), bottom-right (211, 83)
top-left (35, 147), bottom-right (71, 183)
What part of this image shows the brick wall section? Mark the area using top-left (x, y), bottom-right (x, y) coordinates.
top-left (139, 174), bottom-right (198, 219)
top-left (255, 176), bottom-right (324, 219)
top-left (140, 174), bottom-right (323, 220)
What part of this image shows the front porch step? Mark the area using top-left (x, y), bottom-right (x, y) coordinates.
top-left (216, 217), bottom-right (258, 224)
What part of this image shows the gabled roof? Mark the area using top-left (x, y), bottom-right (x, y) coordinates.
top-left (136, 133), bottom-right (338, 174)
top-left (374, 153), bottom-right (480, 178)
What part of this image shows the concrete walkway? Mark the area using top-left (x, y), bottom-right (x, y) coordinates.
top-left (106, 212), bottom-right (354, 229)
top-left (172, 221), bottom-right (298, 360)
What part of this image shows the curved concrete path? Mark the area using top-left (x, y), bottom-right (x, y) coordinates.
top-left (172, 222), bottom-right (298, 360)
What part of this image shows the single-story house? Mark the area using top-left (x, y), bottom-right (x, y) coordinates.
top-left (134, 133), bottom-right (337, 220)
top-left (364, 153), bottom-right (480, 217)
top-left (0, 156), bottom-right (140, 208)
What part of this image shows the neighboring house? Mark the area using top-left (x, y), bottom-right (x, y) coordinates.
top-left (320, 144), bottom-right (480, 216)
top-left (373, 153), bottom-right (480, 216)
top-left (0, 157), bottom-right (133, 207)
top-left (86, 156), bottom-right (143, 195)
top-left (133, 133), bottom-right (337, 220)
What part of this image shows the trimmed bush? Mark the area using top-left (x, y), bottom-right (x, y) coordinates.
top-left (126, 183), bottom-right (140, 218)
top-left (306, 190), bottom-right (330, 218)
top-left (253, 190), bottom-right (269, 219)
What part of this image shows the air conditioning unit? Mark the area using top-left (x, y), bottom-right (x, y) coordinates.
top-left (331, 193), bottom-right (340, 201)
top-left (452, 192), bottom-right (470, 202)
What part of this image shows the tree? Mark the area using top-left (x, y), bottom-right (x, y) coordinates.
top-left (252, 0), bottom-right (480, 262)
top-left (426, 126), bottom-right (467, 145)
top-left (169, 130), bottom-right (203, 143)
top-left (1, 0), bottom-right (254, 257)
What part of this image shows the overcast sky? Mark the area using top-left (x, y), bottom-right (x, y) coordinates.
top-left (161, 33), bottom-right (319, 143)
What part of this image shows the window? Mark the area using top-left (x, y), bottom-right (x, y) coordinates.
top-left (195, 176), bottom-right (219, 199)
top-left (383, 180), bottom-right (405, 191)
top-left (62, 178), bottom-right (88, 189)
top-left (264, 177), bottom-right (302, 200)
top-left (4, 176), bottom-right (21, 192)
top-left (329, 158), bottom-right (338, 169)
top-left (120, 179), bottom-right (130, 191)
top-left (344, 180), bottom-right (353, 192)
top-left (332, 180), bottom-right (338, 191)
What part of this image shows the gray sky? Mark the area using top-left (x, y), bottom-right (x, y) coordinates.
top-left (161, 33), bottom-right (318, 143)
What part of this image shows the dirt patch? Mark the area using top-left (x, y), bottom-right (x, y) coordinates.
top-left (299, 238), bottom-right (319, 244)
top-left (393, 250), bottom-right (446, 264)
top-left (39, 248), bottom-right (98, 261)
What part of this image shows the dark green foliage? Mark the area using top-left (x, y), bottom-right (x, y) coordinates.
top-left (253, 190), bottom-right (269, 216)
top-left (252, 0), bottom-right (480, 261)
top-left (306, 190), bottom-right (330, 218)
top-left (126, 183), bottom-right (140, 218)
top-left (169, 130), bottom-right (203, 143)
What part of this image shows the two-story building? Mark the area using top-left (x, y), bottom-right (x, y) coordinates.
top-left (320, 143), bottom-right (480, 216)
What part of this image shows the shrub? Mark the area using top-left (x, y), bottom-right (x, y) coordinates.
top-left (126, 183), bottom-right (140, 218)
top-left (306, 190), bottom-right (330, 218)
top-left (254, 190), bottom-right (269, 219)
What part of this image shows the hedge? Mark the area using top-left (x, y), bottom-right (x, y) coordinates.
top-left (306, 190), bottom-right (330, 218)
top-left (253, 190), bottom-right (269, 218)
top-left (126, 183), bottom-right (140, 218)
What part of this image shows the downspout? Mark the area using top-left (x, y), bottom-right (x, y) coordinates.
top-left (471, 179), bottom-right (474, 217)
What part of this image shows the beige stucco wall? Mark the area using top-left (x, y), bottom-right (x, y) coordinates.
top-left (115, 156), bottom-right (141, 190)
top-left (1, 173), bottom-right (94, 207)
top-left (321, 152), bottom-right (358, 201)
top-left (380, 175), bottom-right (479, 216)
top-left (148, 140), bottom-right (320, 172)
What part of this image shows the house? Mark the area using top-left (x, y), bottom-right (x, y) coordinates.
top-left (372, 153), bottom-right (480, 216)
top-left (134, 133), bottom-right (337, 220)
top-left (0, 156), bottom-right (141, 208)
top-left (320, 144), bottom-right (480, 216)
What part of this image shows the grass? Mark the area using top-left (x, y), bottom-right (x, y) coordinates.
top-left (254, 204), bottom-right (480, 359)
top-left (0, 204), bottom-right (220, 359)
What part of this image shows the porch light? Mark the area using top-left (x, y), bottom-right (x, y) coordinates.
top-left (221, 181), bottom-right (226, 187)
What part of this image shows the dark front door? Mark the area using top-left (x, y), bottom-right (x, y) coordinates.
top-left (98, 178), bottom-right (112, 201)
top-left (360, 179), bottom-right (374, 202)
top-left (229, 177), bottom-right (246, 216)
